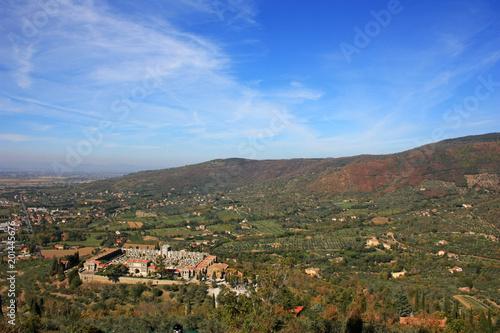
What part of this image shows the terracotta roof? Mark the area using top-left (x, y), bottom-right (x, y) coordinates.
top-left (208, 263), bottom-right (229, 270)
top-left (292, 306), bottom-right (304, 317)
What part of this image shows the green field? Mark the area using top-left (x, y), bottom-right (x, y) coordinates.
top-left (217, 211), bottom-right (243, 222)
top-left (455, 295), bottom-right (489, 310)
top-left (249, 220), bottom-right (284, 235)
top-left (209, 224), bottom-right (235, 233)
top-left (60, 236), bottom-right (103, 247)
top-left (150, 227), bottom-right (203, 238)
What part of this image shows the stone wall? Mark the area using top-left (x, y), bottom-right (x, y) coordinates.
top-left (79, 272), bottom-right (193, 285)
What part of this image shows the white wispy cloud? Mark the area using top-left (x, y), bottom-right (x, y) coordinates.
top-left (24, 122), bottom-right (53, 132)
top-left (1, 1), bottom-right (304, 157)
top-left (14, 45), bottom-right (34, 88)
top-left (178, 0), bottom-right (257, 27)
top-left (9, 96), bottom-right (103, 119)
top-left (1, 0), bottom-right (497, 167)
top-left (0, 134), bottom-right (31, 142)
top-left (271, 87), bottom-right (324, 102)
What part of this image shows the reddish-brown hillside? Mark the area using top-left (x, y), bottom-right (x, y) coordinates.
top-left (83, 133), bottom-right (500, 195)
top-left (307, 139), bottom-right (500, 195)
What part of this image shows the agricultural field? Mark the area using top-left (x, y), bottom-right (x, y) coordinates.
top-left (215, 228), bottom-right (362, 253)
top-left (58, 236), bottom-right (103, 247)
top-left (40, 247), bottom-right (95, 259)
top-left (149, 226), bottom-right (203, 239)
top-left (454, 295), bottom-right (489, 310)
top-left (127, 221), bottom-right (143, 228)
top-left (208, 224), bottom-right (235, 233)
top-left (216, 211), bottom-right (243, 222)
top-left (249, 219), bottom-right (284, 235)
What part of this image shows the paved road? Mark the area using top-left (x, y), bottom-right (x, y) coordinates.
top-left (20, 194), bottom-right (42, 259)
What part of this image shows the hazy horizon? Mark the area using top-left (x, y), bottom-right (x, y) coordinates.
top-left (1, 131), bottom-right (497, 174)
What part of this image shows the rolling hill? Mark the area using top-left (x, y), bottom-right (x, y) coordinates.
top-left (82, 133), bottom-right (500, 196)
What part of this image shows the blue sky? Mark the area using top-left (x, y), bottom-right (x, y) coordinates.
top-left (1, 0), bottom-right (499, 172)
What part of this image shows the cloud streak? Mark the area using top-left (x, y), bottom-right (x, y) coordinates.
top-left (0, 134), bottom-right (31, 142)
top-left (0, 0), bottom-right (498, 169)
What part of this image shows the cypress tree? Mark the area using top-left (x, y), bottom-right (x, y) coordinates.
top-left (68, 269), bottom-right (82, 290)
top-left (444, 296), bottom-right (450, 316)
top-left (50, 256), bottom-right (58, 276)
top-left (452, 300), bottom-right (459, 319)
top-left (469, 307), bottom-right (473, 326)
top-left (395, 288), bottom-right (413, 317)
top-left (57, 260), bottom-right (65, 281)
top-left (415, 289), bottom-right (420, 312)
top-left (487, 308), bottom-right (493, 332)
top-left (29, 297), bottom-right (35, 314)
top-left (345, 309), bottom-right (363, 333)
top-left (433, 300), bottom-right (441, 312)
top-left (478, 311), bottom-right (489, 332)
top-left (29, 297), bottom-right (42, 317)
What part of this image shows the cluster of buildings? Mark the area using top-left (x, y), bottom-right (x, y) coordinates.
top-left (0, 198), bottom-right (11, 205)
top-left (83, 244), bottom-right (227, 280)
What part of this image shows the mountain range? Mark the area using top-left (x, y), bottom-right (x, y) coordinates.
top-left (83, 133), bottom-right (500, 196)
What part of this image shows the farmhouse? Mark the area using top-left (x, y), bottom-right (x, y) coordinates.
top-left (449, 266), bottom-right (463, 274)
top-left (391, 269), bottom-right (407, 279)
top-left (365, 237), bottom-right (380, 248)
top-left (305, 268), bottom-right (320, 277)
